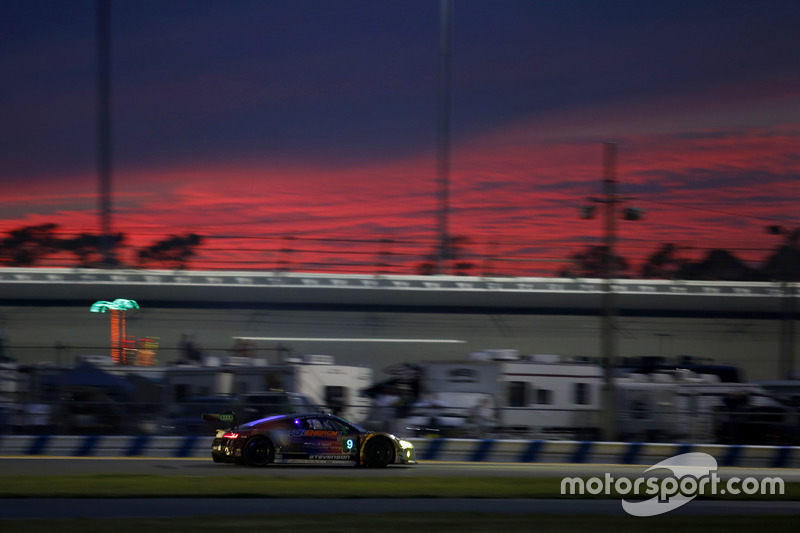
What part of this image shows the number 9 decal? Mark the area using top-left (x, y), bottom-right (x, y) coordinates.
top-left (344, 438), bottom-right (354, 452)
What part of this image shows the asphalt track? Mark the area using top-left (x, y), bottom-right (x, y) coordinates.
top-left (1, 456), bottom-right (799, 481)
top-left (1, 457), bottom-right (798, 519)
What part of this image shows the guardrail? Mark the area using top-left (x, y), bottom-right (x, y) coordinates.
top-left (1, 435), bottom-right (797, 468)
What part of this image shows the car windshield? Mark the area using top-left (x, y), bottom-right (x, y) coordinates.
top-left (239, 414), bottom-right (287, 428)
top-left (238, 414), bottom-right (368, 433)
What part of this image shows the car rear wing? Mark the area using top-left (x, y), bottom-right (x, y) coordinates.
top-left (202, 411), bottom-right (237, 428)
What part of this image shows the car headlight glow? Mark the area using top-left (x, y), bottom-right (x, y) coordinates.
top-left (398, 439), bottom-right (414, 449)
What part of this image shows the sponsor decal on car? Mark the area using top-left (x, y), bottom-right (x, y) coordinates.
top-left (289, 430), bottom-right (340, 437)
top-left (309, 454), bottom-right (353, 460)
top-left (277, 458), bottom-right (358, 466)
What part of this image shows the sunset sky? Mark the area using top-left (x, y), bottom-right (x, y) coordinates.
top-left (2, 1), bottom-right (800, 276)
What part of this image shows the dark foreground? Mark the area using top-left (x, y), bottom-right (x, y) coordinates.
top-left (2, 498), bottom-right (800, 520)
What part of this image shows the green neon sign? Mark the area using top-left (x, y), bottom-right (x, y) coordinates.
top-left (90, 299), bottom-right (140, 313)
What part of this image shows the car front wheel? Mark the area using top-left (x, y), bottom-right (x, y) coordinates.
top-left (363, 437), bottom-right (394, 468)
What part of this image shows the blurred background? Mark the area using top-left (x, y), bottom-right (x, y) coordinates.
top-left (1, 1), bottom-right (799, 445)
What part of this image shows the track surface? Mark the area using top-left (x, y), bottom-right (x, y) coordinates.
top-left (1, 456), bottom-right (798, 481)
top-left (1, 457), bottom-right (798, 519)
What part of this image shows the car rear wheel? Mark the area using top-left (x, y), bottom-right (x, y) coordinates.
top-left (242, 435), bottom-right (274, 467)
top-left (363, 437), bottom-right (394, 468)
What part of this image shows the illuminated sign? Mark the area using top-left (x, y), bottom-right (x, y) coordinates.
top-left (90, 299), bottom-right (139, 364)
top-left (90, 299), bottom-right (139, 312)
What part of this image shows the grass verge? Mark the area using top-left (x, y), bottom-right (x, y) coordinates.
top-left (0, 474), bottom-right (798, 500)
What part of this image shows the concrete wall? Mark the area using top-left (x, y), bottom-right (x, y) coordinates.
top-left (0, 305), bottom-right (791, 380)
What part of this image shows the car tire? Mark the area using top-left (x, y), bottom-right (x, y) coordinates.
top-left (242, 435), bottom-right (274, 467)
top-left (363, 437), bottom-right (394, 468)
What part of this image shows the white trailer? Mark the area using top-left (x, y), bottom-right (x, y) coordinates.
top-left (498, 357), bottom-right (602, 436)
top-left (289, 355), bottom-right (373, 423)
top-left (406, 351), bottom-right (603, 438)
top-left (160, 354), bottom-right (373, 423)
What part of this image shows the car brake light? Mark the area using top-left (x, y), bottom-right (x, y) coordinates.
top-left (222, 432), bottom-right (239, 439)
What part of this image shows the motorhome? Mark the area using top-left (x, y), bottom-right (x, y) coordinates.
top-left (616, 370), bottom-right (795, 443)
top-left (405, 350), bottom-right (603, 438)
top-left (404, 350), bottom-right (795, 443)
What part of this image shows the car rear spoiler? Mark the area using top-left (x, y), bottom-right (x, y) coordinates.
top-left (202, 411), bottom-right (237, 428)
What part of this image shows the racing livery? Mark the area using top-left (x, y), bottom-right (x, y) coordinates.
top-left (209, 412), bottom-right (416, 467)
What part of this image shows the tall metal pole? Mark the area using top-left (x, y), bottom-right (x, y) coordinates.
top-left (436, 0), bottom-right (453, 274)
top-left (601, 142), bottom-right (618, 441)
top-left (96, 0), bottom-right (114, 265)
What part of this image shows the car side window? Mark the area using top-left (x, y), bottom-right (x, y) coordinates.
top-left (327, 419), bottom-right (353, 434)
top-left (303, 418), bottom-right (342, 433)
top-left (325, 419), bottom-right (342, 432)
top-left (306, 418), bottom-right (324, 430)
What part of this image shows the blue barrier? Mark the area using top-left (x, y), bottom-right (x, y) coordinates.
top-left (0, 435), bottom-right (797, 468)
top-left (0, 434), bottom-right (214, 458)
top-left (409, 439), bottom-right (800, 468)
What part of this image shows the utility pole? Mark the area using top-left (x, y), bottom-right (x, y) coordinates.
top-left (581, 143), bottom-right (642, 440)
top-left (600, 142), bottom-right (618, 441)
top-left (436, 0), bottom-right (453, 274)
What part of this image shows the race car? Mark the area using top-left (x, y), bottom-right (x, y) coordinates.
top-left (209, 412), bottom-right (416, 467)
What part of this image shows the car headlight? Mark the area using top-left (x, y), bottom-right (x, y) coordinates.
top-left (398, 439), bottom-right (414, 449)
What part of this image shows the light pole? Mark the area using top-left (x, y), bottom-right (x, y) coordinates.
top-left (436, 0), bottom-right (453, 274)
top-left (780, 281), bottom-right (796, 379)
top-left (96, 0), bottom-right (114, 266)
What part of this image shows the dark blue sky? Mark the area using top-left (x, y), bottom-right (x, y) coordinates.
top-left (4, 1), bottom-right (797, 174)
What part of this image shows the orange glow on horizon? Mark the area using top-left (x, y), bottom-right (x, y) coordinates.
top-left (2, 123), bottom-right (799, 277)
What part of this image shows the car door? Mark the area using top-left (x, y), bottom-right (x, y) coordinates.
top-left (303, 416), bottom-right (357, 461)
top-left (279, 416), bottom-right (313, 460)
